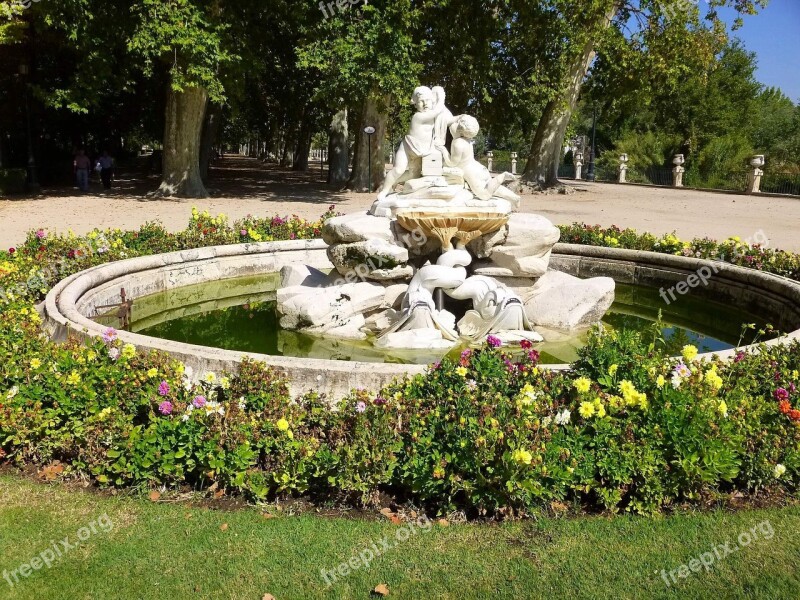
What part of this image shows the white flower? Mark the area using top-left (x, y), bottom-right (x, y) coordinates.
top-left (203, 371), bottom-right (216, 384)
top-left (555, 409), bottom-right (571, 426)
top-left (237, 397), bottom-right (246, 410)
top-left (671, 374), bottom-right (682, 389)
top-left (219, 376), bottom-right (230, 389)
top-left (183, 365), bottom-right (194, 381)
top-left (181, 414), bottom-right (190, 422)
top-left (774, 464), bottom-right (787, 478)
top-left (6, 386), bottom-right (19, 400)
top-left (541, 415), bottom-right (553, 428)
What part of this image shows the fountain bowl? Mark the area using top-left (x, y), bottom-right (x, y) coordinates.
top-left (395, 209), bottom-right (509, 251)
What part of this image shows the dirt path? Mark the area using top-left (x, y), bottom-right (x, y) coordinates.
top-left (1, 156), bottom-right (798, 251)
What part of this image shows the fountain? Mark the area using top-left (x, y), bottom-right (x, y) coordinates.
top-left (275, 85), bottom-right (617, 352)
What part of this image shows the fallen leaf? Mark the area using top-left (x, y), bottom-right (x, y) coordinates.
top-left (220, 523), bottom-right (229, 532)
top-left (379, 507), bottom-right (393, 517)
top-left (437, 518), bottom-right (449, 527)
top-left (262, 513), bottom-right (276, 519)
top-left (389, 515), bottom-right (402, 525)
top-left (148, 490), bottom-right (161, 502)
top-left (213, 489), bottom-right (225, 499)
top-left (185, 513), bottom-right (192, 520)
top-left (208, 481), bottom-right (219, 492)
top-left (373, 583), bottom-right (389, 596)
top-left (409, 510), bottom-right (418, 519)
top-left (40, 463), bottom-right (64, 481)
top-left (262, 594), bottom-right (276, 600)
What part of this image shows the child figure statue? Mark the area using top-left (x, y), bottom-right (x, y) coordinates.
top-left (376, 85), bottom-right (455, 201)
top-left (442, 114), bottom-right (520, 207)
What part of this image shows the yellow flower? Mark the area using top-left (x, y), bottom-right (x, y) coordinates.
top-left (147, 368), bottom-right (158, 378)
top-left (121, 343), bottom-right (136, 359)
top-left (578, 401), bottom-right (595, 418)
top-left (608, 395), bottom-right (624, 408)
top-left (718, 401), bottom-right (728, 417)
top-left (608, 364), bottom-right (618, 377)
top-left (203, 372), bottom-right (217, 384)
top-left (30, 358), bottom-right (41, 369)
top-left (219, 376), bottom-right (230, 389)
top-left (656, 375), bottom-right (666, 389)
top-left (792, 370), bottom-right (798, 381)
top-left (682, 345), bottom-right (699, 362)
top-left (574, 377), bottom-right (592, 394)
top-left (706, 369), bottom-right (723, 391)
top-left (512, 449), bottom-right (533, 465)
top-left (276, 418), bottom-right (289, 432)
top-left (66, 371), bottom-right (81, 386)
top-left (86, 350), bottom-right (96, 362)
top-left (455, 366), bottom-right (468, 377)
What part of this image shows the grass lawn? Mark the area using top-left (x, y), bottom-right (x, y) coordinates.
top-left (0, 475), bottom-right (798, 599)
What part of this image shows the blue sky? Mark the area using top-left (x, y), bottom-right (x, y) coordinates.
top-left (719, 0), bottom-right (800, 101)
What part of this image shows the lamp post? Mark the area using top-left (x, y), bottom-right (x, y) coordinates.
top-left (18, 63), bottom-right (38, 192)
top-left (586, 105), bottom-right (598, 182)
top-left (364, 126), bottom-right (375, 193)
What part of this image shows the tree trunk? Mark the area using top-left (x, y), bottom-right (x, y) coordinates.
top-left (522, 6), bottom-right (617, 188)
top-left (347, 93), bottom-right (389, 192)
top-left (292, 113), bottom-right (312, 171)
top-left (154, 85), bottom-right (208, 198)
top-left (327, 108), bottom-right (349, 186)
top-left (199, 103), bottom-right (221, 182)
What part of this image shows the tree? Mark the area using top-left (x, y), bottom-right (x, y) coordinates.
top-left (297, 0), bottom-right (421, 192)
top-left (128, 0), bottom-right (232, 198)
top-left (514, 0), bottom-right (768, 188)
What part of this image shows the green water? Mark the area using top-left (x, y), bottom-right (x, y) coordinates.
top-left (96, 274), bottom-right (772, 365)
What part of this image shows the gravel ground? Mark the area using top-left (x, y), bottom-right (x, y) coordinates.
top-left (1, 156), bottom-right (798, 251)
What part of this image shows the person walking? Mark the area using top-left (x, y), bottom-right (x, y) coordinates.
top-left (74, 148), bottom-right (91, 192)
top-left (96, 150), bottom-right (114, 190)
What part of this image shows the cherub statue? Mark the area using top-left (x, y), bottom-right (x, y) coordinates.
top-left (377, 85), bottom-right (455, 200)
top-left (441, 114), bottom-right (520, 207)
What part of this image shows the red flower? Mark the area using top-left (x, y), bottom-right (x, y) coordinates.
top-left (779, 400), bottom-right (792, 414)
top-left (520, 339), bottom-right (532, 350)
top-left (789, 409), bottom-right (800, 422)
top-left (8, 247), bottom-right (15, 254)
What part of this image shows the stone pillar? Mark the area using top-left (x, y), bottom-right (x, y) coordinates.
top-left (618, 154), bottom-right (628, 183)
top-left (574, 152), bottom-right (583, 180)
top-left (672, 154), bottom-right (685, 187)
top-left (486, 151), bottom-right (493, 173)
top-left (746, 155), bottom-right (765, 194)
top-left (511, 152), bottom-right (518, 175)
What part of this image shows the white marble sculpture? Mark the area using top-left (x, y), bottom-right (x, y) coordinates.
top-left (276, 84), bottom-right (615, 353)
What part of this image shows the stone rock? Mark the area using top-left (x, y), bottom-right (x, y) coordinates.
top-left (277, 280), bottom-right (386, 330)
top-left (322, 213), bottom-right (396, 245)
top-left (487, 213), bottom-right (561, 277)
top-left (279, 264), bottom-right (334, 288)
top-left (327, 238), bottom-right (409, 277)
top-left (369, 194), bottom-right (512, 219)
top-left (383, 283), bottom-right (409, 309)
top-left (374, 328), bottom-right (455, 350)
top-left (523, 271), bottom-right (615, 330)
top-left (467, 225), bottom-right (509, 259)
top-left (363, 266), bottom-right (415, 281)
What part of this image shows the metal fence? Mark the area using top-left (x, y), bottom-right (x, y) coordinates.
top-left (626, 166), bottom-right (674, 187)
top-left (761, 172), bottom-right (800, 196)
top-left (683, 170), bottom-right (749, 192)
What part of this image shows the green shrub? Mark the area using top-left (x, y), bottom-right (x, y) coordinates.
top-left (0, 168), bottom-right (27, 195)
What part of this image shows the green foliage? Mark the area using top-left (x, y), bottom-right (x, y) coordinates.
top-left (0, 167), bottom-right (27, 194)
top-left (127, 0), bottom-right (233, 102)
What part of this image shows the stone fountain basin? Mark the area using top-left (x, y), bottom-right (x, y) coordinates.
top-left (395, 209), bottom-right (510, 250)
top-left (42, 239), bottom-right (800, 402)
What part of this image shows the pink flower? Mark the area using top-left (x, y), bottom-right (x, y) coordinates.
top-left (192, 395), bottom-right (206, 408)
top-left (240, 229), bottom-right (247, 236)
top-left (775, 388), bottom-right (790, 401)
top-left (520, 339), bottom-right (532, 350)
top-left (734, 351), bottom-right (746, 363)
top-left (102, 327), bottom-right (118, 343)
top-left (158, 381), bottom-right (170, 396)
top-left (36, 229), bottom-right (46, 239)
top-left (355, 401), bottom-right (366, 413)
top-left (158, 401), bottom-right (173, 416)
top-left (486, 335), bottom-right (502, 348)
top-left (528, 349), bottom-right (541, 364)
top-left (108, 347), bottom-right (120, 361)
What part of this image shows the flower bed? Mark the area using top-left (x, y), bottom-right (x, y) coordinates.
top-left (0, 214), bottom-right (798, 516)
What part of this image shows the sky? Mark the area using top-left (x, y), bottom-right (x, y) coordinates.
top-left (718, 0), bottom-right (800, 101)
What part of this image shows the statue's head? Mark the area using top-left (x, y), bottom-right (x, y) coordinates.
top-left (411, 86), bottom-right (434, 112)
top-left (455, 115), bottom-right (480, 139)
